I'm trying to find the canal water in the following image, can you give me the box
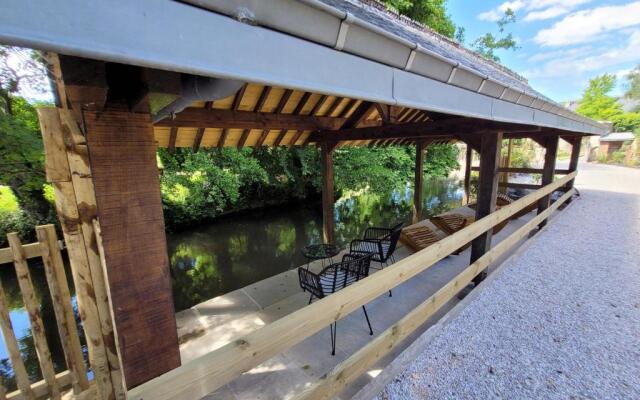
[0,176,464,391]
[167,176,465,311]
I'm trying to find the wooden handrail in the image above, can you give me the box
[294,188,575,399]
[0,242,42,264]
[471,166,570,174]
[128,172,577,400]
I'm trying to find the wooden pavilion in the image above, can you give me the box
[0,0,605,399]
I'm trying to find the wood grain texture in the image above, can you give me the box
[39,107,117,400]
[36,225,89,393]
[470,131,502,266]
[7,233,60,399]
[0,276,34,399]
[84,111,180,388]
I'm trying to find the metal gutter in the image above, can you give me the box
[0,0,605,134]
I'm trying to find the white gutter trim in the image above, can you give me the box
[404,49,417,70]
[334,13,353,50]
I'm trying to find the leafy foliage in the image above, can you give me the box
[576,74,640,132]
[0,46,49,115]
[624,64,640,107]
[472,9,519,62]
[381,0,460,39]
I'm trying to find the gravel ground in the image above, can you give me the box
[378,162,640,399]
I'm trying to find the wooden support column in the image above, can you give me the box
[470,131,503,283]
[537,135,559,228]
[321,141,337,243]
[463,144,472,204]
[38,108,125,399]
[565,138,581,203]
[83,110,181,388]
[412,141,428,223]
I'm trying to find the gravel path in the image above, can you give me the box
[378,162,640,399]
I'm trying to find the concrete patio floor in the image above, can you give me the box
[172,201,547,400]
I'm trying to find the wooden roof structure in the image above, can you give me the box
[0,0,598,397]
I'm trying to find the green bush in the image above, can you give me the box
[610,150,626,164]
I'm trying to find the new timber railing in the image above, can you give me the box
[128,172,577,400]
[0,225,94,399]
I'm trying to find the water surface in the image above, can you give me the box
[167,176,464,311]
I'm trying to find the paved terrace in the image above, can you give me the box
[377,162,640,399]
[175,191,551,399]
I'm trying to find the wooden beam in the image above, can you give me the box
[321,142,336,243]
[537,135,559,228]
[258,89,293,147]
[310,119,539,143]
[84,110,180,388]
[412,141,428,223]
[168,127,177,153]
[565,138,582,202]
[286,92,313,147]
[238,86,271,148]
[192,101,213,152]
[218,84,246,148]
[155,108,345,134]
[499,182,542,190]
[375,103,390,124]
[464,145,472,204]
[470,131,503,284]
[471,166,570,174]
[341,101,374,129]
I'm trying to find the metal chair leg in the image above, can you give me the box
[362,306,373,335]
[308,294,314,304]
[329,321,337,356]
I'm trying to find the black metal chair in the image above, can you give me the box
[349,222,404,297]
[298,253,374,355]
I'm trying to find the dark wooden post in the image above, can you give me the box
[537,135,559,228]
[463,144,472,204]
[84,111,181,388]
[470,131,503,284]
[412,141,427,223]
[321,141,337,243]
[565,137,581,203]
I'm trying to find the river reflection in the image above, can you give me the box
[167,176,464,311]
[0,258,87,392]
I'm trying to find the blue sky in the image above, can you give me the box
[448,0,640,101]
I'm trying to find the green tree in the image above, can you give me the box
[576,74,624,121]
[577,74,640,133]
[381,0,460,39]
[624,65,640,108]
[472,9,519,62]
[0,46,48,115]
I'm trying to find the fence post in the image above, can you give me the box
[38,107,124,399]
[36,225,90,393]
[7,233,60,398]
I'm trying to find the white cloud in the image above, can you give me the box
[478,0,590,22]
[534,2,640,46]
[479,0,526,21]
[524,5,572,21]
[524,29,640,79]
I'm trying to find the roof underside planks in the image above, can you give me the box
[0,0,605,137]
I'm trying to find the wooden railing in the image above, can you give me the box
[128,172,577,400]
[0,225,94,399]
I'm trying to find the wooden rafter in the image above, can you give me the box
[255,89,293,148]
[309,95,329,116]
[288,92,314,147]
[324,97,344,117]
[238,86,271,148]
[192,101,212,152]
[341,101,374,129]
[168,127,178,153]
[218,84,247,148]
